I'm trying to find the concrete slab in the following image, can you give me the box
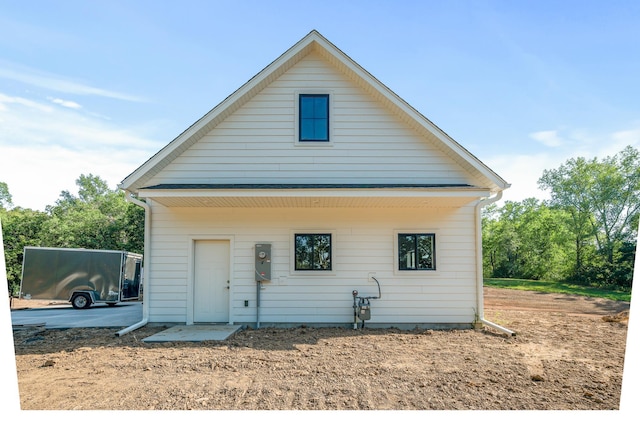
[142,324,243,343]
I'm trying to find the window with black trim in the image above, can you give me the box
[295,233,332,270]
[398,233,436,270]
[299,94,329,141]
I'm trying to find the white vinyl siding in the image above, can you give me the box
[145,202,478,326]
[144,52,471,188]
[138,49,488,327]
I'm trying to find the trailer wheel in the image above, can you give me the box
[71,293,91,309]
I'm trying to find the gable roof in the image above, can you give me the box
[120,30,510,194]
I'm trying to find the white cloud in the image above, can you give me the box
[610,128,640,154]
[1,144,154,210]
[529,130,566,148]
[486,152,554,203]
[0,62,146,102]
[490,125,640,204]
[48,97,82,109]
[0,93,53,113]
[0,92,162,210]
[0,94,159,149]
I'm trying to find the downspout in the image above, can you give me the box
[475,191,516,336]
[117,190,151,336]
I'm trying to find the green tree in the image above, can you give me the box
[0,182,13,210]
[482,199,572,281]
[518,201,573,280]
[588,146,640,265]
[118,202,145,253]
[1,208,50,295]
[538,157,595,279]
[43,174,143,252]
[538,146,639,287]
[483,201,523,278]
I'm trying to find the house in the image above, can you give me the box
[118,30,512,334]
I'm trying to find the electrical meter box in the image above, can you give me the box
[255,243,271,281]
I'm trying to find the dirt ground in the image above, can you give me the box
[10,288,631,410]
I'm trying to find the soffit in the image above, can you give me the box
[137,185,490,208]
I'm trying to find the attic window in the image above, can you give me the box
[299,94,329,141]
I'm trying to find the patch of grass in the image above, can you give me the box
[484,278,632,302]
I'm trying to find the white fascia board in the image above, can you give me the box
[137,187,491,200]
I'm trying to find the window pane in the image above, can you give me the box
[417,235,434,269]
[398,234,416,270]
[295,235,312,270]
[300,119,314,140]
[300,97,314,117]
[295,233,331,270]
[313,119,328,140]
[313,234,331,270]
[313,97,328,118]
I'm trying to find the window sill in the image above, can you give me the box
[295,141,334,147]
[394,269,441,277]
[290,270,336,277]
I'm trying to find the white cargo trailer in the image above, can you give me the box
[20,247,143,309]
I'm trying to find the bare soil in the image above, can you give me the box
[11,288,630,410]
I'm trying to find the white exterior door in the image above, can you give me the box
[194,240,230,323]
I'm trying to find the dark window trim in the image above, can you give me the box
[299,94,329,142]
[294,233,332,271]
[398,233,436,271]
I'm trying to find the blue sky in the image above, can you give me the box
[1,0,639,210]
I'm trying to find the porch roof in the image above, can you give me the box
[136,183,491,208]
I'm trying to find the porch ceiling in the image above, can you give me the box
[136,185,491,208]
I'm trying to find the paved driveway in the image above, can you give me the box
[11,302,143,329]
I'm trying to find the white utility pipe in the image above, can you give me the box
[475,191,516,336]
[117,191,151,336]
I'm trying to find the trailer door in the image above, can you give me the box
[121,254,142,300]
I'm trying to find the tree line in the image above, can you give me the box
[1,174,144,296]
[2,147,638,296]
[483,146,638,289]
